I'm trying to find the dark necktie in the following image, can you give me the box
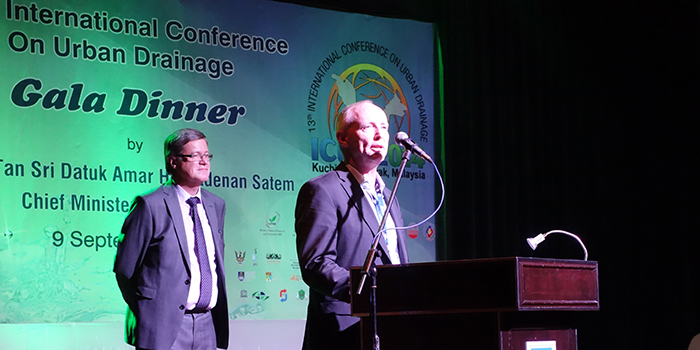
[186,196,212,311]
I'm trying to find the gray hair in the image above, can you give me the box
[164,128,207,174]
[336,100,384,160]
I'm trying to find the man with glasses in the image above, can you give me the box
[114,128,229,350]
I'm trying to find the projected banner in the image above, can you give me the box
[0,0,436,324]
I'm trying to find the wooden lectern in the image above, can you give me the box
[350,257,599,350]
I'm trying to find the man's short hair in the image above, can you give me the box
[164,128,207,174]
[335,100,380,135]
[336,100,385,160]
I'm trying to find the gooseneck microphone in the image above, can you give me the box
[394,131,433,163]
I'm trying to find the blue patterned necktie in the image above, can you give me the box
[372,182,391,247]
[372,182,402,264]
[186,196,212,311]
[372,181,387,220]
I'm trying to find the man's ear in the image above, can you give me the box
[168,156,177,171]
[336,130,347,148]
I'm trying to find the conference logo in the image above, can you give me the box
[325,64,410,136]
[407,224,419,239]
[266,252,282,263]
[424,224,435,241]
[252,291,269,301]
[280,289,288,302]
[305,43,431,178]
[265,211,280,228]
[235,250,246,265]
[260,212,284,236]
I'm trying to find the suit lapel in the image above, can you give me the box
[201,191,218,236]
[335,165,392,264]
[201,190,224,256]
[162,182,192,274]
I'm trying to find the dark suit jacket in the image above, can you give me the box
[114,181,229,350]
[295,163,409,349]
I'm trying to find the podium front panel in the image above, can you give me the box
[350,257,599,316]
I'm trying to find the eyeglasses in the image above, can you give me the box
[177,153,213,162]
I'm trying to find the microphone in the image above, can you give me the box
[395,132,433,163]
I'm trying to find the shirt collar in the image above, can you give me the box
[346,163,385,192]
[174,183,202,203]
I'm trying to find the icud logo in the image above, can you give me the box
[308,63,426,173]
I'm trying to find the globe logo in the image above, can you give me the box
[326,63,411,138]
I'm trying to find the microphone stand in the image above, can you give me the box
[356,148,412,350]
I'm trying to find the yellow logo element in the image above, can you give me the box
[326,63,410,138]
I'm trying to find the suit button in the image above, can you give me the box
[179,305,185,310]
[185,279,190,285]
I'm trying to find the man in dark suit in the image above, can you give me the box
[114,128,229,350]
[295,100,410,350]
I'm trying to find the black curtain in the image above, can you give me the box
[282,0,700,348]
[440,2,700,349]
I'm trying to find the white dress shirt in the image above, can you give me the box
[347,165,401,264]
[174,185,219,310]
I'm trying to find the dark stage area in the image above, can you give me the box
[282,1,699,348]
